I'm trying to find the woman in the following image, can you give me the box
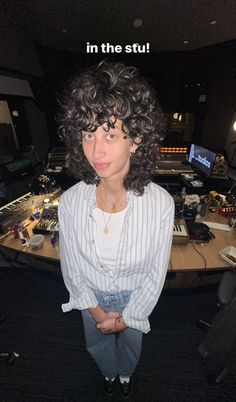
[58,61,174,398]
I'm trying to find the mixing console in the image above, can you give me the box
[33,205,59,234]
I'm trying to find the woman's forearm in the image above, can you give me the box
[88,305,108,323]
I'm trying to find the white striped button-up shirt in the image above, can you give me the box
[59,181,175,333]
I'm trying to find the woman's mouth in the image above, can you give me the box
[94,162,111,170]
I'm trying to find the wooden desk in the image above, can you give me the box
[1,212,235,272]
[170,214,236,271]
[0,218,59,262]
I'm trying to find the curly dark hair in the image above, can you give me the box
[57,60,164,195]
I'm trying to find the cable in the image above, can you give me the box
[188,241,217,286]
[190,241,207,269]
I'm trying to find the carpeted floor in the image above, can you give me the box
[0,265,236,402]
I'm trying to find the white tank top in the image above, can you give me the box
[93,207,127,270]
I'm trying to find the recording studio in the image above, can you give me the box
[1,84,236,274]
[1,115,236,285]
[0,2,236,400]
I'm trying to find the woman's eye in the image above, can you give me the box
[82,133,94,141]
[107,133,116,140]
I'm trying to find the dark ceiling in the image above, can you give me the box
[2,0,236,54]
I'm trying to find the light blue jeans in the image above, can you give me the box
[81,289,143,378]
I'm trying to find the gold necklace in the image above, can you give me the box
[101,208,113,235]
[97,188,126,234]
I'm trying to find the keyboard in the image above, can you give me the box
[173,221,189,244]
[154,162,194,175]
[0,193,34,233]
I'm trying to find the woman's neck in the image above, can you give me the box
[96,179,127,213]
[98,179,126,197]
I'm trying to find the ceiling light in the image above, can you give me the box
[133,19,142,28]
[210,20,217,25]
[233,121,236,131]
[183,40,189,44]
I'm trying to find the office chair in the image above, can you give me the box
[198,270,236,328]
[198,270,236,383]
[218,270,236,305]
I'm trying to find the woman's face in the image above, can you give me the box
[82,119,138,182]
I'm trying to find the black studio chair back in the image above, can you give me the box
[218,270,236,305]
[198,270,236,384]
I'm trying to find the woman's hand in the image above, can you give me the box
[96,317,117,334]
[96,315,127,334]
[88,305,108,323]
[106,311,121,319]
[88,306,127,333]
[88,306,120,323]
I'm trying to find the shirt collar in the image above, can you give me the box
[84,183,96,200]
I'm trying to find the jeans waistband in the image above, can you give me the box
[91,288,131,297]
[91,288,132,310]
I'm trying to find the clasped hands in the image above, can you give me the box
[96,311,127,335]
[89,306,127,335]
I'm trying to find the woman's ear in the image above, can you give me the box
[130,136,142,153]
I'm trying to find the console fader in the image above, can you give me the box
[33,204,59,234]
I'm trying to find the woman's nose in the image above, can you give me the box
[93,138,106,159]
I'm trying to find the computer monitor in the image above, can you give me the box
[188,144,216,178]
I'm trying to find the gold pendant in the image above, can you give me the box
[103,226,109,235]
[111,204,117,213]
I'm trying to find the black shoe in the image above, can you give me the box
[104,377,116,396]
[119,377,132,399]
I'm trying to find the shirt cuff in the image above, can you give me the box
[61,289,98,312]
[122,310,150,334]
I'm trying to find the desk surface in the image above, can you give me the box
[171,214,236,271]
[0,218,60,262]
[1,210,235,272]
